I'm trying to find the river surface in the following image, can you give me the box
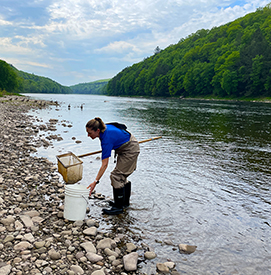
[24,94,271,275]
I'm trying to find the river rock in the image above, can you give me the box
[178,244,197,254]
[73,220,84,227]
[126,242,137,252]
[83,226,97,236]
[3,235,14,243]
[70,265,84,274]
[0,215,15,226]
[164,261,176,269]
[49,249,61,260]
[14,241,33,251]
[24,233,35,242]
[96,238,115,249]
[156,263,170,273]
[86,252,104,263]
[0,264,11,275]
[20,215,34,227]
[91,269,105,275]
[35,259,49,268]
[144,251,157,259]
[80,241,96,253]
[34,241,46,249]
[23,210,40,217]
[123,252,138,272]
[104,248,118,257]
[86,218,98,227]
[14,220,24,230]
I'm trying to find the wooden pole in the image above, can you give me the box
[77,136,162,158]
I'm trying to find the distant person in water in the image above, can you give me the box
[86,117,140,215]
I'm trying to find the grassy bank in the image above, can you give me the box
[0,89,21,97]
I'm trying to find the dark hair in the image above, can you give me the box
[86,117,106,133]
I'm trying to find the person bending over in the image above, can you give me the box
[86,117,140,215]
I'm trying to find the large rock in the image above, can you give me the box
[144,251,157,259]
[0,264,11,275]
[80,242,96,253]
[70,265,84,275]
[123,252,138,272]
[0,215,15,226]
[83,226,97,236]
[48,249,61,260]
[156,263,170,273]
[178,244,197,254]
[20,215,33,228]
[96,238,115,249]
[86,252,103,263]
[14,241,33,251]
[91,269,105,275]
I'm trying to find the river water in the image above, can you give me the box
[24,94,271,274]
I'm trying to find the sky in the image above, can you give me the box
[0,0,270,86]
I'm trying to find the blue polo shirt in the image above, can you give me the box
[99,124,130,159]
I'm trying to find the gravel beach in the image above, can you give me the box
[0,96,182,275]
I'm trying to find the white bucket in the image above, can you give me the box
[64,184,90,221]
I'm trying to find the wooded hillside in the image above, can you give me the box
[106,4,271,99]
[14,66,72,94]
[0,60,71,95]
[69,79,109,94]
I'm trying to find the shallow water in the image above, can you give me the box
[25,94,271,274]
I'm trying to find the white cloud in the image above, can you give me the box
[95,41,140,54]
[27,61,51,68]
[0,37,33,54]
[0,17,13,26]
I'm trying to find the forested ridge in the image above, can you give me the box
[0,61,71,95]
[0,60,107,95]
[15,68,72,94]
[69,79,109,94]
[106,4,271,99]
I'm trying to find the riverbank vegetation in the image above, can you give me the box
[106,4,271,99]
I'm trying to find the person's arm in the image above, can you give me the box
[87,157,109,195]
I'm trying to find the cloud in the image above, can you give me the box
[0,17,13,26]
[27,61,51,68]
[0,37,33,54]
[95,41,140,54]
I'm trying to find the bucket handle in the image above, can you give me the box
[82,195,90,208]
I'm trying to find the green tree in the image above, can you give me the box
[249,55,264,95]
[0,60,19,92]
[221,69,239,96]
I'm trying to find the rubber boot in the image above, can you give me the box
[124,181,131,207]
[108,181,131,208]
[102,187,125,215]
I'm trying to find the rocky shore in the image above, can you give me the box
[0,96,189,275]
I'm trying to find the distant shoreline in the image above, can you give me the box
[4,92,271,104]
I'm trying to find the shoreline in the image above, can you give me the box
[16,92,271,104]
[0,96,181,275]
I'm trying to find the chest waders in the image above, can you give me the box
[102,134,139,215]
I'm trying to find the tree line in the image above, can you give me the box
[106,4,271,99]
[0,60,108,96]
[69,79,109,94]
[0,61,71,95]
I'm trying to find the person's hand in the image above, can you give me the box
[87,181,96,196]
